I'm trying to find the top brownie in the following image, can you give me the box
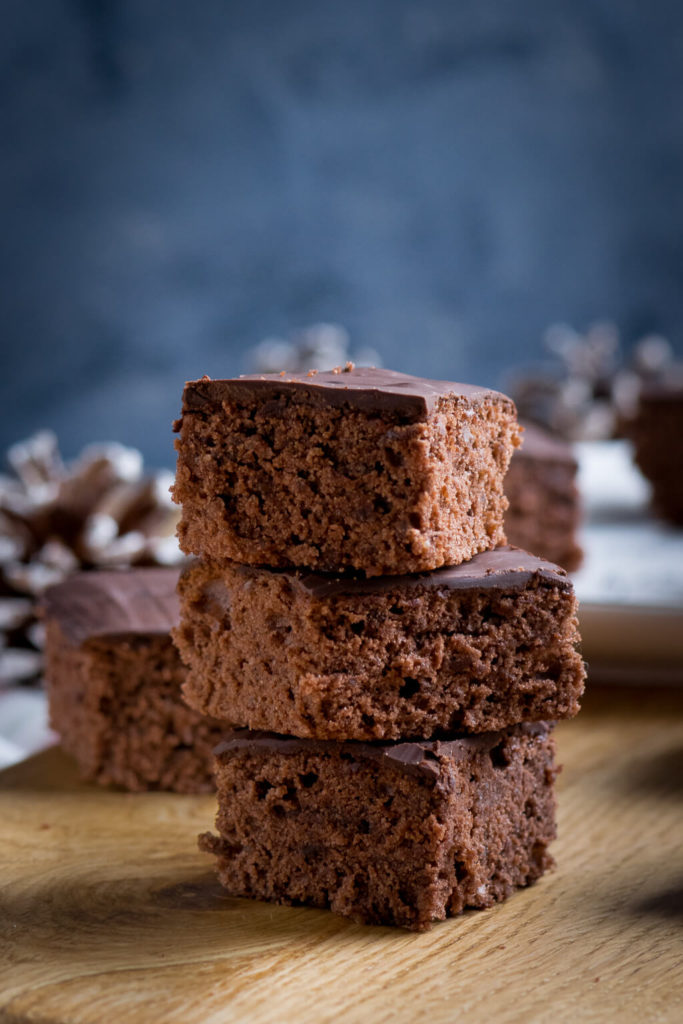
[173,365,521,575]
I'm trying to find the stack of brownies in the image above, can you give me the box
[172,365,585,931]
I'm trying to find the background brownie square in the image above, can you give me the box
[172,366,521,576]
[505,422,583,572]
[629,376,683,525]
[43,568,224,793]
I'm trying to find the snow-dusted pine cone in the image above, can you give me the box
[0,431,183,687]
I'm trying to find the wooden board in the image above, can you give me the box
[2,686,682,1024]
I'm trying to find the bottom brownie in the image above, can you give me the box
[201,722,557,930]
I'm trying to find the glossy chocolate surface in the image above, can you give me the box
[214,723,551,780]
[223,545,572,599]
[181,366,507,420]
[43,567,180,645]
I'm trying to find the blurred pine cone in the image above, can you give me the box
[509,322,678,441]
[0,431,183,687]
[246,322,382,375]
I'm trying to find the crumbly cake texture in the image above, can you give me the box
[176,547,584,740]
[504,422,583,572]
[200,722,557,931]
[43,569,223,793]
[630,379,683,525]
[172,366,522,576]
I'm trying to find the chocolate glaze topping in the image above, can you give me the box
[181,366,508,421]
[517,421,577,464]
[223,545,571,599]
[214,723,552,780]
[43,568,180,646]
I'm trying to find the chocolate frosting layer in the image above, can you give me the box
[516,421,577,464]
[181,366,509,420]
[640,370,683,400]
[222,545,571,599]
[214,723,552,780]
[43,568,180,645]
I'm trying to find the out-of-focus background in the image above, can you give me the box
[2,0,683,465]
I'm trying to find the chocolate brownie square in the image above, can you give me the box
[200,722,557,930]
[505,422,583,572]
[629,376,683,524]
[175,547,584,740]
[43,568,224,793]
[172,366,521,576]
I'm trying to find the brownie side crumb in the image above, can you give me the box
[200,724,557,930]
[176,559,584,740]
[173,386,520,575]
[45,621,223,793]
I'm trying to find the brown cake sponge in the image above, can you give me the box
[172,366,521,576]
[201,722,558,930]
[176,547,584,740]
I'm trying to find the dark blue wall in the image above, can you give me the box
[2,1,683,466]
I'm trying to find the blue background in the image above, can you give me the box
[2,1,682,467]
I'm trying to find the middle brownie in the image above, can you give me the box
[176,546,584,740]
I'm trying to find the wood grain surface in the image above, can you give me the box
[1,686,682,1024]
